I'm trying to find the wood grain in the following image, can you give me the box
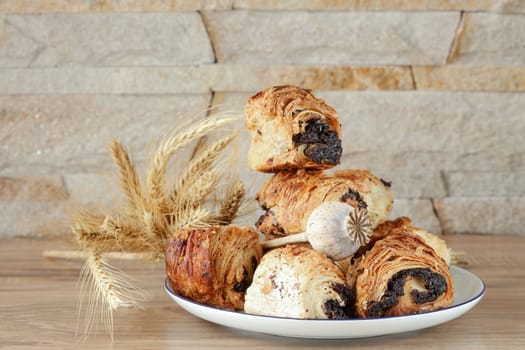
[1,235,524,349]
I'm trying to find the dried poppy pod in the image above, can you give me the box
[262,201,372,260]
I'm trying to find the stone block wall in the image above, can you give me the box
[0,1,523,237]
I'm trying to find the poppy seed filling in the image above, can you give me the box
[323,282,356,319]
[366,268,448,318]
[292,119,342,165]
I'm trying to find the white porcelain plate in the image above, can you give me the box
[164,266,485,339]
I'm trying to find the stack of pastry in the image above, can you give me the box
[243,85,453,319]
[165,85,454,319]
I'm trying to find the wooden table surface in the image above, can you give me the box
[1,235,524,349]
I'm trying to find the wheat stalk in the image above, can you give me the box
[69,114,245,343]
[213,179,245,225]
[71,212,116,251]
[190,134,209,159]
[44,250,149,260]
[99,215,154,252]
[77,249,145,343]
[109,139,145,218]
[146,117,237,213]
[140,208,170,255]
[109,139,171,254]
[72,211,152,253]
[171,206,211,233]
[172,133,237,203]
[179,169,219,210]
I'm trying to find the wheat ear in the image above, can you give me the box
[141,207,171,256]
[214,179,245,225]
[178,169,219,209]
[109,139,145,217]
[172,133,237,202]
[170,205,212,233]
[72,211,152,253]
[146,117,236,211]
[77,249,145,343]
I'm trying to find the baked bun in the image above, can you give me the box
[245,85,342,172]
[165,225,263,310]
[371,217,451,265]
[255,169,394,238]
[349,232,454,318]
[244,244,355,319]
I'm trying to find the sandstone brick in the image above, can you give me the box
[233,0,525,12]
[449,13,525,65]
[0,65,414,95]
[413,66,525,91]
[209,65,414,91]
[0,200,69,237]
[207,92,268,200]
[0,94,211,171]
[444,171,525,197]
[1,0,233,13]
[434,197,525,235]
[0,13,213,67]
[64,168,196,211]
[0,67,210,94]
[389,198,442,234]
[370,169,446,199]
[3,0,524,13]
[317,91,525,171]
[344,151,525,173]
[206,11,460,65]
[0,176,68,200]
[63,173,122,209]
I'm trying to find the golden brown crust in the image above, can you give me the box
[245,85,342,172]
[363,217,451,264]
[255,169,393,238]
[353,217,412,256]
[353,232,454,318]
[165,225,263,310]
[244,244,355,319]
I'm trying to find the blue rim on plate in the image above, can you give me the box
[164,265,485,338]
